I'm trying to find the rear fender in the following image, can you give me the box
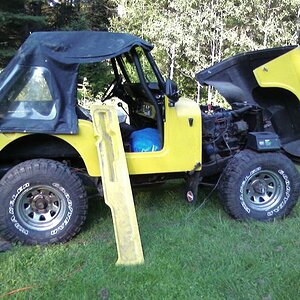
[0,120,100,176]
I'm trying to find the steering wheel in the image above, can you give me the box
[101,76,123,102]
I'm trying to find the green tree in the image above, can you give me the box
[85,0,115,30]
[42,0,115,31]
[42,0,82,29]
[110,0,300,101]
[0,0,46,67]
[0,0,116,67]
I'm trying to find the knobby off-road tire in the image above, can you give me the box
[0,159,88,245]
[218,150,300,221]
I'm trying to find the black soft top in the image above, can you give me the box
[9,31,153,65]
[0,31,153,134]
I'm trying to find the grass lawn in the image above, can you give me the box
[1,179,300,299]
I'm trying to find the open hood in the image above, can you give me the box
[196,46,296,106]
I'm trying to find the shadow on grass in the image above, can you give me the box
[80,188,110,234]
[79,178,225,252]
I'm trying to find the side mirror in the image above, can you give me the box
[165,79,179,106]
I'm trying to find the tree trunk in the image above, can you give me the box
[169,44,176,80]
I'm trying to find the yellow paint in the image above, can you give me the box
[0,120,100,176]
[56,120,100,175]
[126,97,202,174]
[0,97,202,176]
[254,46,300,100]
[92,105,144,265]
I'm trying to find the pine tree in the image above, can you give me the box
[0,0,46,67]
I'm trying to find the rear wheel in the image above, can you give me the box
[219,150,300,221]
[0,159,88,244]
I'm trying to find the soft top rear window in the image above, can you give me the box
[0,66,56,121]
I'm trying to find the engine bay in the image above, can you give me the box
[201,103,264,163]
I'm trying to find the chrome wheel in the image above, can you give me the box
[15,185,67,231]
[243,170,285,211]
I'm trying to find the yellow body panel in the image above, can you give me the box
[254,46,300,98]
[0,120,101,176]
[0,97,202,176]
[126,97,202,174]
[92,105,144,265]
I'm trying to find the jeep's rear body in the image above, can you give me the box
[0,32,202,178]
[0,100,201,177]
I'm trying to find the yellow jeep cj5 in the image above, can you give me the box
[0,32,299,264]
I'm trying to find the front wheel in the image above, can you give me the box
[219,150,300,221]
[0,159,88,244]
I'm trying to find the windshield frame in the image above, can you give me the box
[116,47,164,87]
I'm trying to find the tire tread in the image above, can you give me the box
[0,159,88,244]
[218,150,300,221]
